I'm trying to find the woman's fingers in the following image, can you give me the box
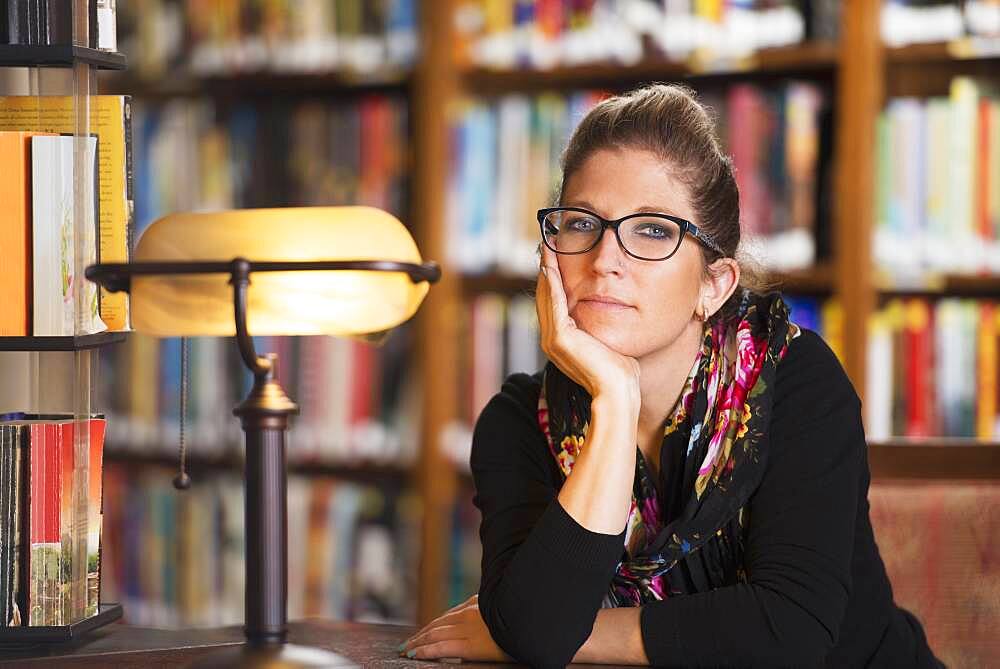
[406,638,467,661]
[400,595,479,651]
[540,243,570,326]
[403,622,463,651]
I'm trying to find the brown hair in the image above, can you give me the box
[558,83,774,324]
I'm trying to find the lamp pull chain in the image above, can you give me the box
[173,336,192,490]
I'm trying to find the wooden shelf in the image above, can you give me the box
[0,44,127,70]
[770,263,835,295]
[868,441,1000,480]
[0,332,126,351]
[100,69,411,98]
[886,40,1000,65]
[876,273,1000,298]
[461,41,839,93]
[104,449,413,485]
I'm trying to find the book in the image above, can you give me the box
[43,0,72,46]
[95,0,116,51]
[0,95,134,331]
[85,418,105,617]
[0,424,25,626]
[0,131,53,336]
[28,421,61,626]
[31,134,105,337]
[4,1,31,45]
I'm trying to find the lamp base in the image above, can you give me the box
[187,642,360,668]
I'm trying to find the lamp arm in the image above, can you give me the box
[230,258,272,379]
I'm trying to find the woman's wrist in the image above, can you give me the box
[591,393,640,433]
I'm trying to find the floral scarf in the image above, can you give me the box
[537,290,800,605]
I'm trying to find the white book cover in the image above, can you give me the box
[865,311,892,442]
[31,135,106,336]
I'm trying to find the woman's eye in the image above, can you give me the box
[635,224,669,238]
[566,216,598,232]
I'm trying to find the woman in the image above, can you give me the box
[400,84,939,667]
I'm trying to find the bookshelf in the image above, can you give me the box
[88,0,999,635]
[0,0,128,640]
[0,44,126,69]
[0,332,126,352]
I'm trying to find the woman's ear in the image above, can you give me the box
[701,257,740,320]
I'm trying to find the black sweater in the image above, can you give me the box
[471,330,941,668]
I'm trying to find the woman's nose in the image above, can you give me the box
[589,224,627,273]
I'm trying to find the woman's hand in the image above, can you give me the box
[398,594,513,663]
[537,243,641,406]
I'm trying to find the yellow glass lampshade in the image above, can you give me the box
[130,207,432,337]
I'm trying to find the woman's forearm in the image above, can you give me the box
[572,607,650,665]
[557,395,640,535]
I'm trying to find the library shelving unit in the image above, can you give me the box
[92,0,999,629]
[0,20,128,641]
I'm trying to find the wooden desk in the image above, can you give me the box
[0,620,470,668]
[0,619,642,668]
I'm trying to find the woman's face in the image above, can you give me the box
[556,147,707,359]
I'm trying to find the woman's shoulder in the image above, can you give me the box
[496,370,545,413]
[775,328,860,409]
[470,369,549,469]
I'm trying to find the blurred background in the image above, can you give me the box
[71,1,1000,666]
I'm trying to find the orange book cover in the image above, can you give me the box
[0,132,53,336]
[978,303,998,440]
[978,99,993,245]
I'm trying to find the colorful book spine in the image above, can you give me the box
[866,298,1000,441]
[875,79,1000,278]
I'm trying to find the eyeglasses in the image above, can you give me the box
[537,206,724,261]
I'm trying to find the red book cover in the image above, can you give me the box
[350,340,374,429]
[28,423,60,626]
[87,418,105,616]
[57,422,81,625]
[359,97,388,209]
[728,85,767,237]
[904,299,933,437]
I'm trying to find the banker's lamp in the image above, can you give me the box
[86,206,440,668]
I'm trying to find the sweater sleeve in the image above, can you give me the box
[471,373,626,669]
[639,330,865,667]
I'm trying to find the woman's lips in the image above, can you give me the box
[577,298,633,311]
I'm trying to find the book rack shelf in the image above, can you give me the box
[0,604,122,645]
[0,14,128,641]
[461,41,840,94]
[0,333,126,352]
[100,70,411,99]
[103,450,411,487]
[0,45,126,70]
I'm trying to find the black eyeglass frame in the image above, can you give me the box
[537,206,725,260]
